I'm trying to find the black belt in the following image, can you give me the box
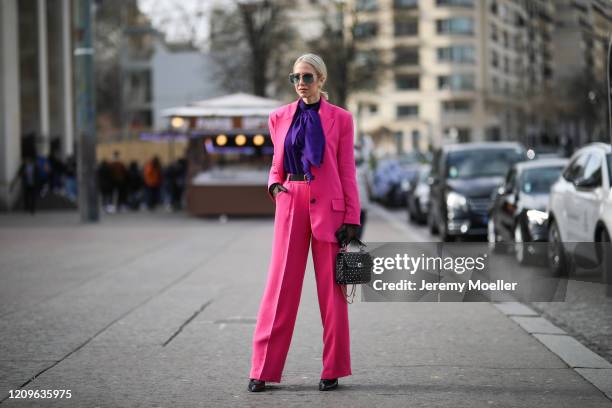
[287,173,308,181]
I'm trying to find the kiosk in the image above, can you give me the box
[162,93,284,216]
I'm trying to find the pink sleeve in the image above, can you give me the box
[267,113,284,202]
[336,112,361,225]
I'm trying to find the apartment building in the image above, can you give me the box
[554,0,612,81]
[345,0,609,153]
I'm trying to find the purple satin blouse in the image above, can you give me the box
[283,98,325,181]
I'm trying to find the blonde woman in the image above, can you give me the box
[248,53,361,392]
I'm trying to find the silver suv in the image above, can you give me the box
[547,143,612,276]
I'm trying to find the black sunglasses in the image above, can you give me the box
[289,72,316,85]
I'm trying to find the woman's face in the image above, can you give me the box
[292,61,324,100]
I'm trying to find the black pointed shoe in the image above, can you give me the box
[319,378,338,391]
[248,378,266,392]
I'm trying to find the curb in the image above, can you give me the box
[493,301,612,401]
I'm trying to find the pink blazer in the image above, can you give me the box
[266,96,361,243]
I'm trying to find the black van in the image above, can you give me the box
[427,142,526,241]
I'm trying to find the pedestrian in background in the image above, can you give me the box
[109,150,128,211]
[19,156,40,214]
[248,53,361,393]
[168,159,187,211]
[143,156,162,210]
[48,140,65,194]
[36,155,51,198]
[64,155,77,203]
[97,160,114,213]
[126,161,143,211]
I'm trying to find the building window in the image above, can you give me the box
[445,127,471,142]
[442,100,473,112]
[486,126,501,141]
[356,0,378,11]
[491,76,500,92]
[491,50,499,68]
[354,22,378,40]
[457,128,471,142]
[396,74,420,90]
[395,47,419,65]
[514,33,523,51]
[368,104,378,114]
[355,49,379,68]
[490,23,498,42]
[437,45,475,63]
[436,0,473,6]
[436,18,474,35]
[393,0,418,9]
[438,74,475,91]
[503,56,510,73]
[394,19,419,36]
[397,105,419,117]
[514,58,523,75]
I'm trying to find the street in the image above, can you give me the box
[1,208,611,407]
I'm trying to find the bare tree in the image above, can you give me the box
[94,0,125,130]
[209,0,297,97]
[307,3,386,108]
[556,72,608,145]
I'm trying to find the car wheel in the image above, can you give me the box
[547,219,567,277]
[514,223,530,265]
[407,201,415,222]
[488,218,503,253]
[428,206,439,235]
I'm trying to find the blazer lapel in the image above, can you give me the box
[274,99,299,172]
[317,96,336,141]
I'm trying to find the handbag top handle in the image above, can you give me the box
[339,238,367,253]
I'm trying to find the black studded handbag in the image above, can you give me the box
[335,238,373,303]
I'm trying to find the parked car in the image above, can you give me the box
[371,152,426,207]
[547,143,612,276]
[488,158,568,264]
[406,164,431,224]
[428,142,527,241]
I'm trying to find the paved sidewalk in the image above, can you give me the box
[0,210,610,407]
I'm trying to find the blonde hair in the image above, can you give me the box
[293,53,329,100]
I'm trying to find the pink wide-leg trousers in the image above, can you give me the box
[249,179,352,382]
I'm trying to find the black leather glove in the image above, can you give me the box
[335,223,360,247]
[269,183,288,198]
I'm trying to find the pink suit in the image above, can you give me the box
[249,96,361,382]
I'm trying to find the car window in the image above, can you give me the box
[562,153,589,182]
[520,166,564,194]
[446,148,525,179]
[582,153,602,180]
[582,153,602,185]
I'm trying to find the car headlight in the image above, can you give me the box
[526,209,548,226]
[446,191,468,212]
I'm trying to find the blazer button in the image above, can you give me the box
[310,198,316,204]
